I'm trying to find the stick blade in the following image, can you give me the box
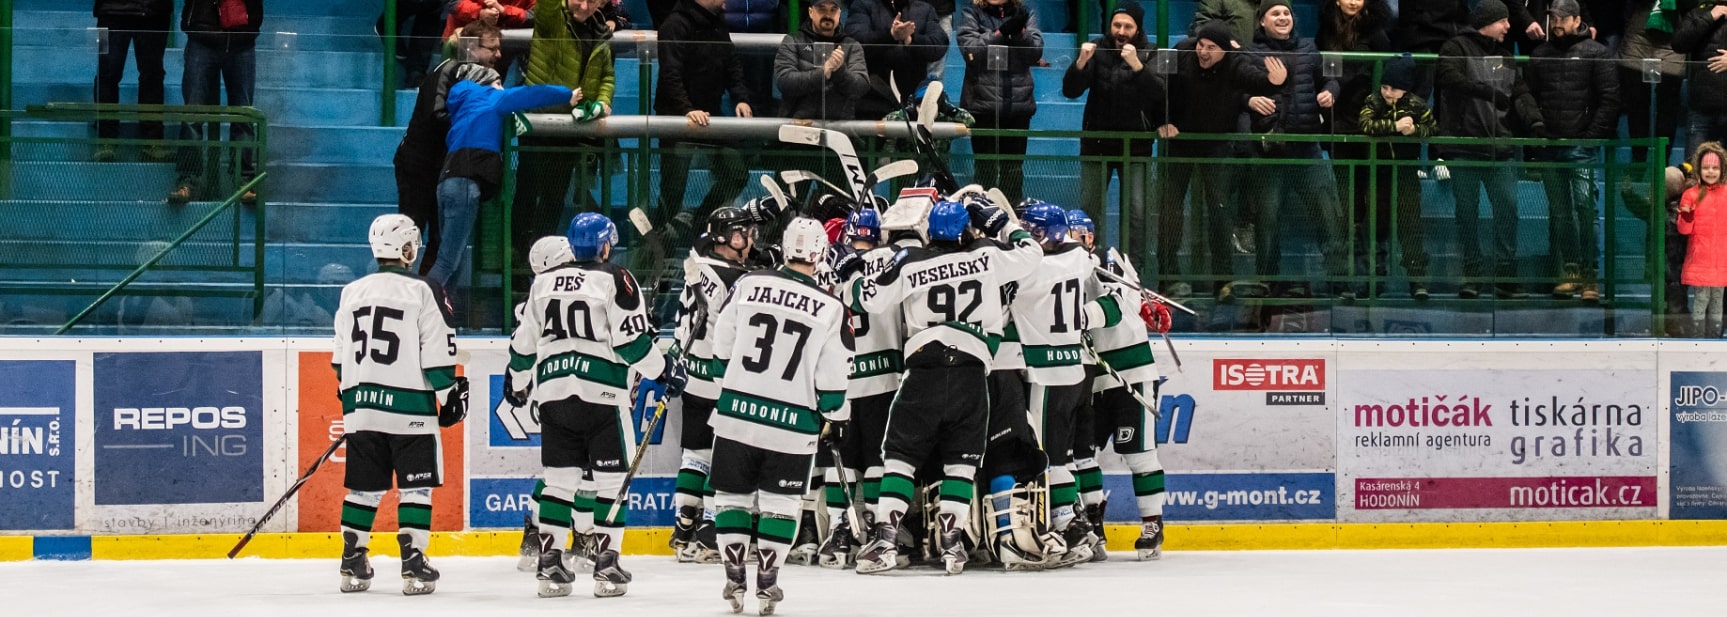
[627,207,653,235]
[918,81,942,129]
[778,124,823,146]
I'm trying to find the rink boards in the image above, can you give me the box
[5,337,1727,559]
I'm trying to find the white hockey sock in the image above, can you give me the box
[340,490,385,549]
[398,487,434,550]
[592,470,626,553]
[537,467,584,550]
[1123,450,1167,518]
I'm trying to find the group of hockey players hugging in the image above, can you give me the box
[330,181,1173,615]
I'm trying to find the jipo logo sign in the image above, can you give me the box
[0,361,76,531]
[95,352,264,505]
[488,374,542,448]
[1213,358,1326,406]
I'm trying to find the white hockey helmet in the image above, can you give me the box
[368,214,420,261]
[528,235,574,275]
[782,216,830,265]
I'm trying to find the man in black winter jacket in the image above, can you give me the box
[1673,1,1727,157]
[1063,0,1162,264]
[1153,22,1279,298]
[776,0,871,120]
[94,0,174,162]
[655,0,755,245]
[1527,0,1618,300]
[1436,0,1546,299]
[1243,0,1347,300]
[844,0,949,120]
[170,0,265,205]
[394,24,503,276]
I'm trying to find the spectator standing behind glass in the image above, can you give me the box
[1062,1,1163,266]
[1678,142,1727,338]
[1241,0,1349,301]
[513,0,616,293]
[1154,23,1278,299]
[380,0,447,88]
[845,0,949,120]
[1390,0,1467,99]
[654,0,755,249]
[723,0,785,116]
[1316,0,1391,232]
[431,76,580,311]
[395,25,503,276]
[958,0,1042,204]
[1526,0,1618,302]
[169,0,263,206]
[776,0,870,120]
[1190,0,1259,44]
[1618,0,1687,166]
[1435,0,1545,300]
[1672,1,1727,157]
[93,0,174,163]
[1358,60,1435,300]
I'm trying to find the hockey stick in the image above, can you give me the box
[822,430,871,543]
[781,169,853,200]
[604,395,670,525]
[778,125,869,205]
[867,159,919,187]
[229,434,348,558]
[627,208,653,235]
[1082,335,1162,419]
[1093,266,1197,316]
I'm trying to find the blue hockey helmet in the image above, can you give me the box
[1066,209,1096,234]
[846,208,883,245]
[1021,202,1069,243]
[927,200,969,242]
[567,212,618,261]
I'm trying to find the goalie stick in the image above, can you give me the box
[779,124,869,205]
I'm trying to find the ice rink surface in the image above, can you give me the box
[5,547,1725,617]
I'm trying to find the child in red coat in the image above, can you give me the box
[1678,141,1727,338]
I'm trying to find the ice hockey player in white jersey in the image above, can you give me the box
[848,197,1041,575]
[817,207,903,569]
[1068,209,1170,561]
[509,236,574,572]
[1007,202,1123,566]
[669,206,763,564]
[708,217,853,615]
[508,212,687,598]
[332,214,470,596]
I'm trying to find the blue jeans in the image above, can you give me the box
[1539,146,1599,277]
[177,39,257,183]
[1687,110,1727,161]
[1448,161,1519,284]
[95,14,171,140]
[428,177,481,296]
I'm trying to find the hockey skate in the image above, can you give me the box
[1135,516,1164,561]
[338,531,373,593]
[755,567,784,616]
[816,518,857,569]
[854,522,902,574]
[592,549,632,597]
[722,545,749,614]
[516,514,541,572]
[936,513,968,575]
[1085,503,1109,562]
[679,519,722,564]
[398,534,439,596]
[569,531,596,572]
[785,510,820,566]
[670,505,700,558]
[1050,518,1096,568]
[535,534,576,598]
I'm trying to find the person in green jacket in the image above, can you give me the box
[512,0,618,294]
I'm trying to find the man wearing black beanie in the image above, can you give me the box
[1063,0,1163,266]
[1435,0,1546,299]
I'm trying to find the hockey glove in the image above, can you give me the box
[438,376,470,428]
[829,247,867,281]
[1141,299,1173,334]
[999,11,1030,37]
[502,371,531,408]
[821,419,849,448]
[965,202,1010,237]
[658,354,689,398]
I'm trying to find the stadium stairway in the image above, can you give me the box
[0,0,1662,333]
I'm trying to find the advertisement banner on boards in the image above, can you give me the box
[295,352,466,532]
[469,476,678,529]
[1336,343,1658,521]
[93,352,264,506]
[1670,371,1727,519]
[0,361,76,530]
